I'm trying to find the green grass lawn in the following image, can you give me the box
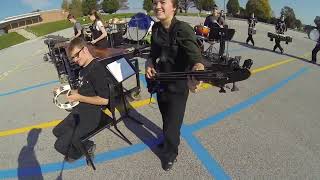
[25,13,137,37]
[25,20,72,37]
[0,32,28,50]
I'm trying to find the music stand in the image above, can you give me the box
[105,57,143,126]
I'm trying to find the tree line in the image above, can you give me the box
[61,0,128,17]
[61,0,304,30]
[143,0,303,30]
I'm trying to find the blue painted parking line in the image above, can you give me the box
[0,67,308,179]
[185,67,309,133]
[181,131,230,180]
[0,80,59,97]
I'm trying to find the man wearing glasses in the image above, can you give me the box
[52,37,113,164]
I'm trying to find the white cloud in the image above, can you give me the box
[21,0,51,10]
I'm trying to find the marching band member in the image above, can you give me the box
[204,5,226,56]
[311,19,320,64]
[67,14,84,40]
[146,0,205,171]
[273,15,287,54]
[89,10,110,48]
[53,38,112,163]
[246,13,257,46]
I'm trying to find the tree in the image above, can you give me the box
[102,0,120,14]
[295,19,302,30]
[179,0,194,13]
[227,0,240,16]
[281,6,297,29]
[69,0,83,17]
[260,0,272,19]
[194,0,215,12]
[246,0,271,21]
[143,0,153,13]
[61,0,69,11]
[82,0,97,15]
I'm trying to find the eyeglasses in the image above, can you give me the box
[71,47,84,60]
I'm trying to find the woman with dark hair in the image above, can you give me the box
[145,0,205,171]
[89,10,109,48]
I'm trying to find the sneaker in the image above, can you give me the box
[280,50,284,54]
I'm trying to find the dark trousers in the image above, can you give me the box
[273,39,283,52]
[219,39,226,56]
[312,43,320,63]
[53,107,100,159]
[246,34,254,46]
[157,90,189,161]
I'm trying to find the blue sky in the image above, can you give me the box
[0,0,318,25]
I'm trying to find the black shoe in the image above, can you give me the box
[280,50,284,54]
[311,61,316,64]
[162,158,177,171]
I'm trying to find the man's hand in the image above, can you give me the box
[67,90,81,102]
[145,60,157,79]
[91,39,97,44]
[188,63,205,93]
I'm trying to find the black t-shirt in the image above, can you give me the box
[77,59,111,108]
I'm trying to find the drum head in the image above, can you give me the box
[127,13,154,41]
[309,29,319,42]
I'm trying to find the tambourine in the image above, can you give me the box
[53,84,79,110]
[309,29,319,42]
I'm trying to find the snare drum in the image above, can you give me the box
[194,25,210,37]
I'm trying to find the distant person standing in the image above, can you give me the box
[246,13,258,46]
[89,10,109,48]
[273,15,287,54]
[311,17,320,64]
[67,14,84,40]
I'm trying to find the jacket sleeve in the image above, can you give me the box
[150,23,161,64]
[176,22,202,66]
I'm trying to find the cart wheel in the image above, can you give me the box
[130,91,141,101]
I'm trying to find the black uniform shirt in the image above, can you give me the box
[150,17,202,92]
[248,17,257,28]
[204,15,225,28]
[276,20,287,34]
[78,59,111,107]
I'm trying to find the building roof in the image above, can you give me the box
[0,12,41,28]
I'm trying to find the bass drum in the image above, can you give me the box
[194,25,210,37]
[309,28,319,42]
[126,13,154,42]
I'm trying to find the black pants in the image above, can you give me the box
[273,39,283,52]
[246,34,254,46]
[219,39,226,56]
[312,43,320,63]
[53,106,101,159]
[157,90,189,161]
